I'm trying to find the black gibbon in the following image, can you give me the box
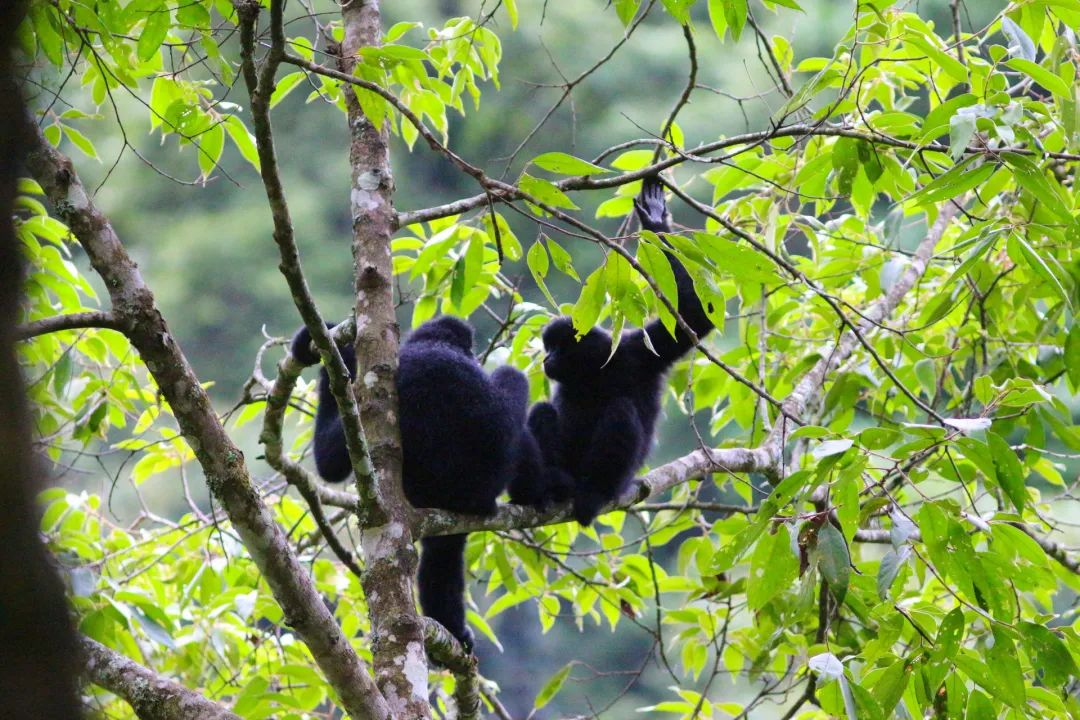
[528,176,716,526]
[291,316,566,650]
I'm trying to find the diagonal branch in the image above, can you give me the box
[764,201,964,459]
[25,127,391,720]
[664,180,946,424]
[258,348,363,577]
[81,636,241,720]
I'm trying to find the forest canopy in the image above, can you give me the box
[8,0,1080,718]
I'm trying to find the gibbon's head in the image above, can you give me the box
[408,315,475,355]
[541,317,611,384]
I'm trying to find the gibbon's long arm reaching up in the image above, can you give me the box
[290,316,565,650]
[529,176,716,525]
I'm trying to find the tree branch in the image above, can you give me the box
[258,349,363,577]
[422,619,480,720]
[418,445,775,536]
[26,126,391,720]
[233,0,381,522]
[16,310,122,340]
[81,636,241,720]
[396,123,1078,227]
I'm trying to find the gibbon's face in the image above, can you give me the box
[541,318,610,385]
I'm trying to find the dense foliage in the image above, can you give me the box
[14,0,1080,717]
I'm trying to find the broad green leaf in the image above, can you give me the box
[613,0,640,26]
[876,546,910,599]
[224,116,260,171]
[197,123,225,177]
[62,126,98,160]
[909,157,993,205]
[1018,622,1078,687]
[1005,58,1072,98]
[270,72,307,109]
[1007,233,1072,309]
[815,522,850,602]
[932,608,965,662]
[988,627,1027,707]
[518,174,579,211]
[530,152,609,176]
[534,663,572,709]
[137,6,170,62]
[747,525,798,610]
[987,431,1026,513]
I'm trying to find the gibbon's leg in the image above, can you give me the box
[572,397,645,526]
[417,534,474,651]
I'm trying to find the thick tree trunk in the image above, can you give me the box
[339,2,433,716]
[0,4,84,717]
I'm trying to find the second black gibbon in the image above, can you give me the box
[529,176,716,526]
[291,316,566,650]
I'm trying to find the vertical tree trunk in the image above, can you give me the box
[0,4,85,717]
[339,2,433,716]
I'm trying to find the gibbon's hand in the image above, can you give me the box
[633,175,672,233]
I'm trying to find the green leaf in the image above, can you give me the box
[948,112,976,160]
[197,123,225,177]
[1001,152,1074,223]
[137,6,171,62]
[724,0,748,40]
[747,525,798,610]
[546,238,579,280]
[933,608,965,662]
[527,240,549,279]
[62,125,98,160]
[707,0,728,39]
[1006,233,1072,309]
[503,0,518,29]
[987,431,1026,513]
[518,174,579,211]
[224,116,260,171]
[613,0,640,25]
[1019,622,1078,687]
[815,522,850,602]
[871,659,911,715]
[1005,58,1072,98]
[571,266,606,335]
[270,72,306,109]
[534,663,572,710]
[909,157,993,205]
[876,546,909,599]
[988,626,1027,707]
[53,351,73,396]
[530,152,610,176]
[1066,323,1080,389]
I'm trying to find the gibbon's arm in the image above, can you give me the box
[573,397,646,525]
[633,177,715,365]
[290,323,356,483]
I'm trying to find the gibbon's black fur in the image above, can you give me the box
[290,316,566,650]
[529,176,716,526]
